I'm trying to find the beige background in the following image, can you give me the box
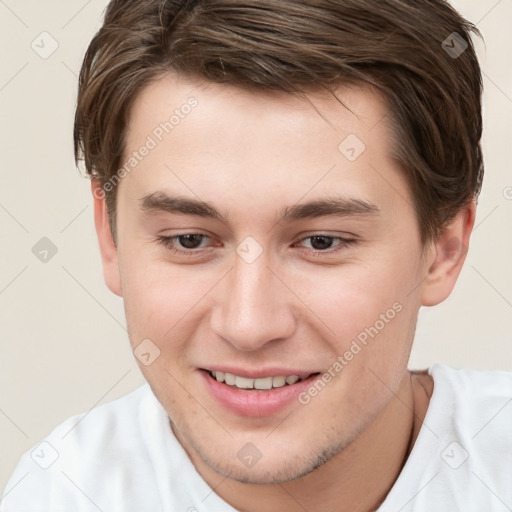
[1,0,511,494]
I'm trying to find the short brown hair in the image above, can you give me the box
[74,0,484,244]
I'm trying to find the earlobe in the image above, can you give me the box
[420,200,476,307]
[91,180,123,297]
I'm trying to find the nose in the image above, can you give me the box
[210,251,296,352]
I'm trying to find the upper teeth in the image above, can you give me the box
[211,371,301,390]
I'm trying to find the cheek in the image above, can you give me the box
[119,252,217,346]
[290,253,421,387]
[295,258,412,339]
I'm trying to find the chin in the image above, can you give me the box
[204,456,315,485]
[194,434,348,485]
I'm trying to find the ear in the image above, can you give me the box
[420,199,476,307]
[91,180,122,297]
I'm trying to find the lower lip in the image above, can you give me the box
[201,371,320,417]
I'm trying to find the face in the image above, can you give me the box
[106,74,433,483]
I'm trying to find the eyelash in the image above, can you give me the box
[155,233,358,257]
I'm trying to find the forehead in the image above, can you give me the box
[121,73,409,224]
[126,74,392,149]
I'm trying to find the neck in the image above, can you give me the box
[187,371,419,512]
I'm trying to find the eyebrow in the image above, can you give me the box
[140,191,380,223]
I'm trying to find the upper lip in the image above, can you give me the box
[202,367,319,379]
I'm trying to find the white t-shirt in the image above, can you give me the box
[1,363,511,512]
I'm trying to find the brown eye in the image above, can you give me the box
[156,233,212,256]
[295,234,358,256]
[176,234,207,249]
[308,235,336,250]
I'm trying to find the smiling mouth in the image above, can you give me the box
[207,370,319,390]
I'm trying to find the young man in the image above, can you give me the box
[2,0,511,511]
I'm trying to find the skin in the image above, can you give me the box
[93,73,475,512]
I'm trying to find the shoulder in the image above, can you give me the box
[1,384,161,512]
[427,364,512,484]
[426,363,512,432]
[48,382,155,454]
[380,364,512,510]
[428,363,512,404]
